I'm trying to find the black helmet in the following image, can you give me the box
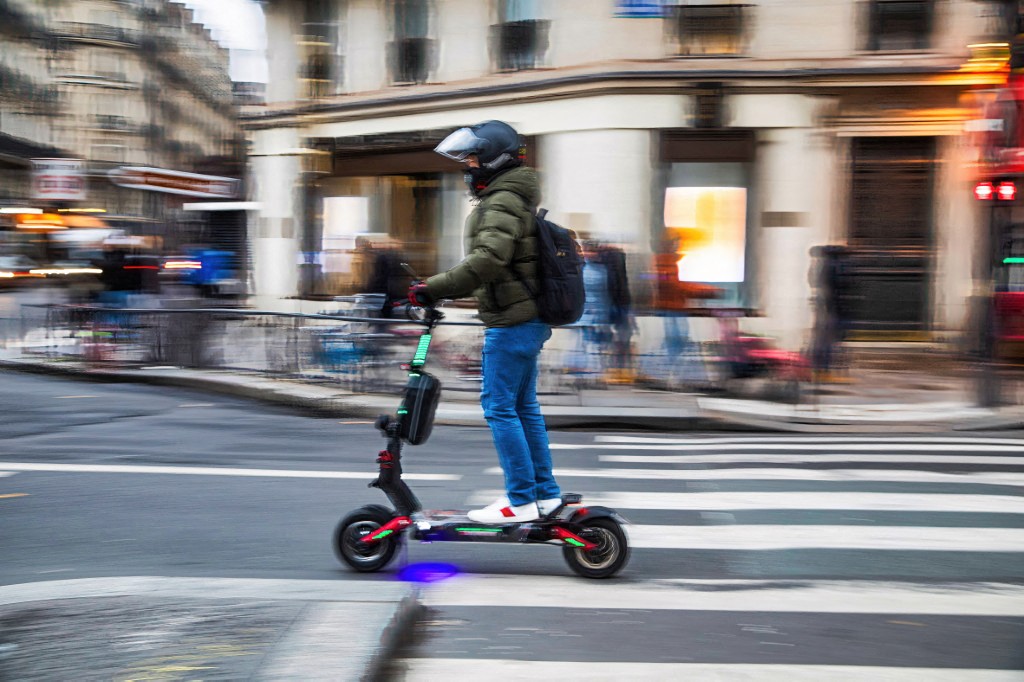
[434,120,523,170]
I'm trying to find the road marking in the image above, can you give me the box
[556,442,1024,452]
[0,576,411,607]
[0,493,27,500]
[487,467,1024,486]
[54,395,98,399]
[467,490,1024,513]
[0,462,459,481]
[403,660,1022,681]
[177,403,215,408]
[596,435,1024,446]
[423,575,1024,615]
[599,454,1024,466]
[624,524,1024,552]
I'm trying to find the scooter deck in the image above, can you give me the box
[414,518,554,544]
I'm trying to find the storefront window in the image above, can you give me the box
[317,174,445,296]
[663,161,752,308]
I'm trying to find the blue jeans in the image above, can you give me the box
[481,319,561,507]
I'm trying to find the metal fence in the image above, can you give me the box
[8,301,827,401]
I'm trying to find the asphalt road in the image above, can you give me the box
[1,370,1023,679]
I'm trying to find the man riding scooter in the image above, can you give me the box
[408,120,562,524]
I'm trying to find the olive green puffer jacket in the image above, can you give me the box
[425,166,541,327]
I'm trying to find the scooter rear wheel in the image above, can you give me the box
[562,517,629,579]
[334,505,400,572]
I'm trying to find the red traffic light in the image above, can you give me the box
[975,181,1018,200]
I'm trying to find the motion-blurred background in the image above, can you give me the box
[1,0,1022,403]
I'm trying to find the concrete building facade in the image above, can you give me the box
[0,0,241,254]
[247,0,1008,348]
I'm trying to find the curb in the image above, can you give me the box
[364,590,426,682]
[3,356,1022,432]
[0,577,421,682]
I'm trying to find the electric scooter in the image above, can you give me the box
[332,299,630,579]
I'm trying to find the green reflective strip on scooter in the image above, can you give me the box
[411,333,432,367]
[455,527,503,533]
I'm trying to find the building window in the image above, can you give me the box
[667,4,750,57]
[866,0,934,51]
[491,0,549,71]
[389,0,433,84]
[300,0,341,98]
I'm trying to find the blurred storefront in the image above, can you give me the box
[246,0,1007,346]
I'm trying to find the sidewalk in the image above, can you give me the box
[2,347,1022,432]
[0,577,421,681]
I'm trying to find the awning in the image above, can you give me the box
[9,213,109,230]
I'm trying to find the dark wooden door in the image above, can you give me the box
[847,137,936,332]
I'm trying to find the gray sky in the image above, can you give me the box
[181,0,268,82]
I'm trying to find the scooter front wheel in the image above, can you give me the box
[562,517,630,579]
[333,505,400,572]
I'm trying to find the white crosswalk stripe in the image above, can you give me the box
[404,660,1023,682]
[469,489,1024,513]
[488,466,1024,485]
[423,575,1024,615]
[432,434,1024,678]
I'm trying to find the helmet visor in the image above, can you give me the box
[434,127,486,161]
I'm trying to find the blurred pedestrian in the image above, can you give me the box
[410,119,561,524]
[570,239,613,379]
[809,244,854,382]
[362,236,410,318]
[649,238,719,388]
[97,247,131,307]
[596,242,634,382]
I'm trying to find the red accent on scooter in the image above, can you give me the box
[376,450,394,469]
[361,515,412,543]
[551,526,598,551]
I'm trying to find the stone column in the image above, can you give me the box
[248,128,305,308]
[752,125,833,350]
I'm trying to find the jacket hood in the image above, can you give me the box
[479,165,540,207]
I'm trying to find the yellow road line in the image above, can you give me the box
[0,493,28,500]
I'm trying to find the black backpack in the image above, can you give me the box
[523,208,585,326]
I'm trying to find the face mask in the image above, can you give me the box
[464,167,493,195]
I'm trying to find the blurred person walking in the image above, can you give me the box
[809,244,854,383]
[596,242,634,382]
[570,240,613,380]
[361,236,410,318]
[648,238,718,389]
[408,120,561,524]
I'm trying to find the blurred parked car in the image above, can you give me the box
[0,256,46,288]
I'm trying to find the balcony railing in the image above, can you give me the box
[94,114,136,133]
[491,19,549,71]
[56,21,138,46]
[667,4,751,57]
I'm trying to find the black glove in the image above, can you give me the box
[408,282,432,307]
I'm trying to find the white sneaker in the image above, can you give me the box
[537,498,563,515]
[467,497,539,524]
